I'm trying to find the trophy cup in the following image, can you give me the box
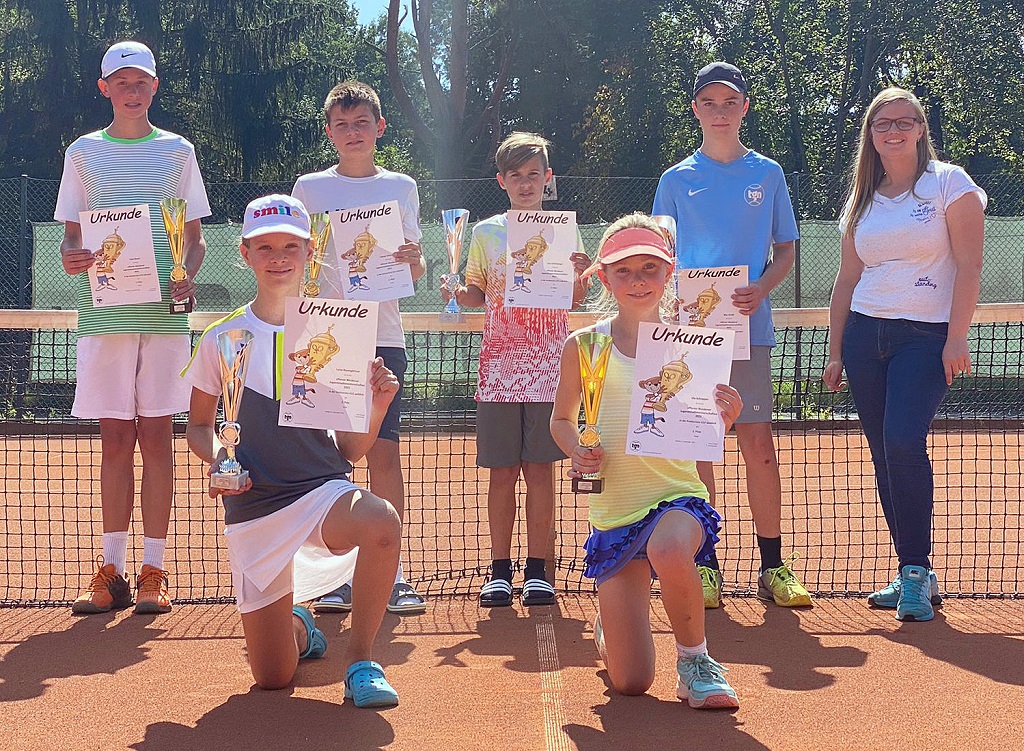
[159,197,191,314]
[572,331,614,494]
[211,329,254,491]
[440,208,470,322]
[652,215,679,323]
[304,212,332,297]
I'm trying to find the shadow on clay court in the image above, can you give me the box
[0,612,163,702]
[432,603,593,672]
[128,688,394,751]
[707,603,868,690]
[868,611,1024,686]
[563,682,771,751]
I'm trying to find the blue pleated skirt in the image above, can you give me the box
[583,496,721,587]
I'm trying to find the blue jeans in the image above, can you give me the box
[842,312,950,571]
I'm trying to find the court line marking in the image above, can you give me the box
[535,612,571,751]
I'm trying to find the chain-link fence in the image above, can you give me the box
[2,173,1022,312]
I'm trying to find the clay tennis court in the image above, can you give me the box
[2,306,1022,749]
[2,428,1022,751]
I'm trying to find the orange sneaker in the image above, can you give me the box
[71,556,132,614]
[135,564,172,614]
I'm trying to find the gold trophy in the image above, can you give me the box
[572,331,614,493]
[440,208,470,322]
[159,197,191,314]
[211,329,255,491]
[304,212,332,297]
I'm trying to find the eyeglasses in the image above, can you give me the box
[870,117,922,133]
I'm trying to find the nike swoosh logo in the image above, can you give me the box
[120,52,137,58]
[688,188,708,196]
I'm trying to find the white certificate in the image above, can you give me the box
[328,201,414,302]
[503,210,576,310]
[279,297,379,433]
[80,204,161,308]
[626,322,735,463]
[675,265,750,360]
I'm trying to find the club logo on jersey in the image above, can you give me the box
[911,202,936,223]
[744,184,765,206]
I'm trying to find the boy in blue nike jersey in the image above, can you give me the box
[653,62,810,609]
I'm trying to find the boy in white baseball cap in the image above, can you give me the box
[100,40,157,78]
[180,193,403,707]
[55,40,210,616]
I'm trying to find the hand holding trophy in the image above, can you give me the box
[440,208,469,322]
[159,197,191,314]
[572,331,613,493]
[304,212,332,298]
[211,329,254,491]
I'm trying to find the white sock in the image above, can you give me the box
[677,639,708,659]
[142,537,167,570]
[102,531,130,575]
[394,562,405,584]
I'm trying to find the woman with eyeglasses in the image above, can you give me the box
[823,87,986,622]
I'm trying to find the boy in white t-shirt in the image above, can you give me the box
[55,41,210,616]
[292,81,427,615]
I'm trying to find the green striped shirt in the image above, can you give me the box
[54,128,211,337]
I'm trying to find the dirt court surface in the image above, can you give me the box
[1,595,1022,751]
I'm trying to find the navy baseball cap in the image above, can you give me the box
[693,62,747,97]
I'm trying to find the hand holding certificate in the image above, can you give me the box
[504,210,577,310]
[80,204,161,308]
[279,297,379,432]
[675,265,751,360]
[328,201,413,302]
[626,322,735,462]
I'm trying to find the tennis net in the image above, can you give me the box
[1,306,1021,606]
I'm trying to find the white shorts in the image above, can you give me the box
[72,334,191,420]
[224,479,360,614]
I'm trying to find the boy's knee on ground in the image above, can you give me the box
[251,661,297,691]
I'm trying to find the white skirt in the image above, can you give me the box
[223,479,360,613]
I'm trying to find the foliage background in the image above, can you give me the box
[1,0,1022,182]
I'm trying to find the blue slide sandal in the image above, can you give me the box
[293,605,327,659]
[345,660,399,708]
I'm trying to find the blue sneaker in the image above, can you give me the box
[345,660,399,708]
[675,653,739,709]
[868,571,941,609]
[895,566,935,622]
[293,605,328,659]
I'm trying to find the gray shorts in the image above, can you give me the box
[475,402,566,468]
[730,346,773,424]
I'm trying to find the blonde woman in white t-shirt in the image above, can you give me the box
[823,87,986,622]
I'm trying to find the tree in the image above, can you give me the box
[384,0,518,179]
